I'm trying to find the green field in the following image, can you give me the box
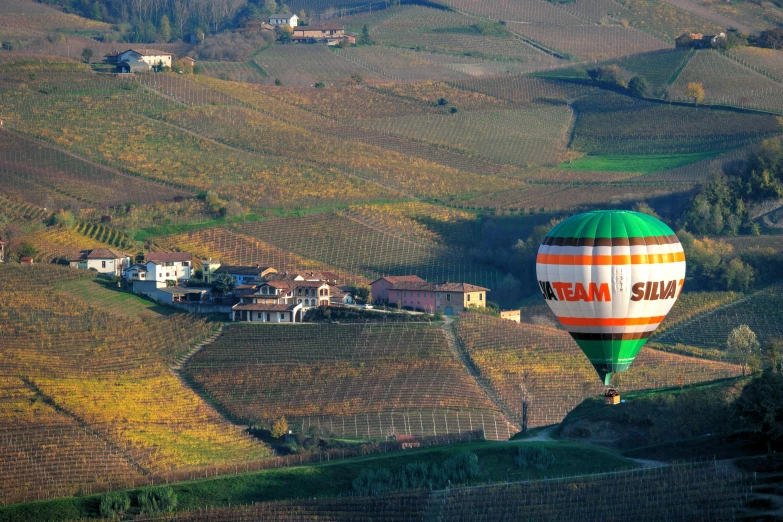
[559,150,728,173]
[0,440,636,522]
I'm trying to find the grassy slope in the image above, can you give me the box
[558,149,727,173]
[0,440,636,522]
[558,377,760,461]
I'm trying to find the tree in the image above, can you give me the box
[81,47,94,63]
[685,82,705,104]
[51,209,76,228]
[735,371,783,453]
[165,279,177,287]
[159,14,172,42]
[350,73,363,84]
[722,258,755,292]
[213,272,237,295]
[99,491,130,519]
[138,486,177,514]
[628,75,648,97]
[348,285,370,302]
[766,338,783,373]
[359,24,372,45]
[751,28,783,50]
[728,324,760,377]
[271,416,288,438]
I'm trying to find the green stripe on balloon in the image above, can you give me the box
[545,210,674,240]
[574,338,649,386]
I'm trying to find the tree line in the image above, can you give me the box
[37,0,293,43]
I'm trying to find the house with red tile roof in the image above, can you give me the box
[145,252,192,283]
[70,248,132,276]
[383,278,489,315]
[370,275,425,305]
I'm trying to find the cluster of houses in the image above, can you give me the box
[103,16,354,73]
[267,14,356,45]
[66,248,498,323]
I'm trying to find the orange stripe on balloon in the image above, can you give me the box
[536,252,684,265]
[556,316,666,327]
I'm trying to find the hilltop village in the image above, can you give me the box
[63,247,497,322]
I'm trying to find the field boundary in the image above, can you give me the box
[442,318,520,432]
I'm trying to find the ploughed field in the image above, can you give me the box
[182,323,516,440]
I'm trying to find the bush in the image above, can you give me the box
[516,445,555,470]
[99,491,130,519]
[442,451,480,483]
[352,467,393,496]
[137,486,177,514]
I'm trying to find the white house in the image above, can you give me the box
[70,248,132,276]
[122,264,148,281]
[269,14,298,28]
[116,48,172,69]
[145,252,192,283]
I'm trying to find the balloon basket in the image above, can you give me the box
[605,394,621,405]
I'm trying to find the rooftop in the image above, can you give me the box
[371,275,426,285]
[232,303,299,312]
[214,265,275,276]
[146,252,192,263]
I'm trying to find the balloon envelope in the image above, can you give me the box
[535,210,686,385]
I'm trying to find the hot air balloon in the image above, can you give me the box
[536,210,686,393]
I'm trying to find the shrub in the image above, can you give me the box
[99,491,130,519]
[442,451,480,483]
[352,467,393,496]
[137,486,177,514]
[271,416,288,438]
[516,445,555,470]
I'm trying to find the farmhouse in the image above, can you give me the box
[114,48,173,70]
[386,280,489,315]
[269,13,299,28]
[70,248,132,276]
[371,275,426,305]
[291,23,356,45]
[213,264,277,285]
[145,252,192,283]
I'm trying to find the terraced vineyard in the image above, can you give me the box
[669,50,783,114]
[0,265,270,504]
[571,91,781,155]
[655,284,783,349]
[236,213,504,289]
[356,105,574,168]
[456,314,741,427]
[254,45,384,87]
[162,227,364,285]
[183,323,515,440]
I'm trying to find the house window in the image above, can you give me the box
[267,313,271,321]
[479,294,483,301]
[166,272,170,277]
[467,294,471,302]
[281,313,286,320]
[258,312,262,319]
[101,261,106,268]
[182,261,189,267]
[447,294,451,302]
